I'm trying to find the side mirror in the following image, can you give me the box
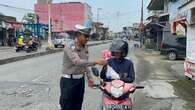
[91,67,99,77]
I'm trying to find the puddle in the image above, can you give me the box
[170,80,195,110]
[141,80,178,99]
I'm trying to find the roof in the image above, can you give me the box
[159,13,169,17]
[147,0,164,10]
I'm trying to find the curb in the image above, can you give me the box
[0,49,63,65]
[0,41,111,65]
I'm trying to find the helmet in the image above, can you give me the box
[19,35,24,39]
[19,32,23,36]
[109,39,129,57]
[75,24,91,37]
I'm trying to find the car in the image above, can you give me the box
[52,36,65,48]
[160,36,186,60]
[134,38,140,42]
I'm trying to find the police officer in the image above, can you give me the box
[60,24,106,110]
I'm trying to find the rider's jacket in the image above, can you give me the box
[18,37,24,45]
[100,58,135,83]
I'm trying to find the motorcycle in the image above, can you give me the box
[14,43,27,52]
[14,42,38,53]
[91,67,144,110]
[25,42,38,53]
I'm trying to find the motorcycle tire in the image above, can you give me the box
[26,48,31,53]
[16,49,20,52]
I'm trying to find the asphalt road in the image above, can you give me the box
[0,42,194,110]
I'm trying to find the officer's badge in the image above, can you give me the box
[70,45,75,50]
[66,39,75,50]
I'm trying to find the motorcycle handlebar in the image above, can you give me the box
[92,84,101,89]
[135,86,144,89]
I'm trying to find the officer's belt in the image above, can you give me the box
[62,74,84,79]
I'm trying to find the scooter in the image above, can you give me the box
[14,43,38,53]
[91,67,144,110]
[25,42,38,53]
[14,43,27,52]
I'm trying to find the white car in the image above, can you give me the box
[53,36,65,48]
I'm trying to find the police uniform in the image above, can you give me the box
[59,25,94,110]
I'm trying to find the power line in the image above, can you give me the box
[0,3,142,17]
[0,3,33,12]
[0,3,147,25]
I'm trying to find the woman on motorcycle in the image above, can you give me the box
[100,39,135,83]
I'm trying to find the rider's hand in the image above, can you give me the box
[88,79,94,88]
[94,59,107,65]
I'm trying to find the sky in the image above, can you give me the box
[0,0,150,32]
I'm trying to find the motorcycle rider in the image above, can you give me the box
[17,33,25,46]
[100,39,135,83]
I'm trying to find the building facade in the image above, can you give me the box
[146,0,187,49]
[0,14,23,46]
[34,2,93,33]
[179,0,195,80]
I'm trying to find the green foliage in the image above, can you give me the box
[22,13,35,23]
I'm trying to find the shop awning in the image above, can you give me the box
[146,15,158,21]
[11,23,23,29]
[145,22,165,29]
[159,13,169,17]
[172,18,187,33]
[5,20,23,29]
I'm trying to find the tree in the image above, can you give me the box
[22,13,36,23]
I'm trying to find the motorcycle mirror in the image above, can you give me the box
[91,67,99,77]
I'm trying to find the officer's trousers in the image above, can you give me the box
[59,77,85,110]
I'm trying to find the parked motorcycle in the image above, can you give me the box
[91,67,144,110]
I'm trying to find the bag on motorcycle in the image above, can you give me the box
[106,65,120,80]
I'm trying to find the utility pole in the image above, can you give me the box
[47,0,54,49]
[116,11,120,31]
[139,0,144,47]
[140,0,143,29]
[97,8,102,23]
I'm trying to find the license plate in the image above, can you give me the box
[107,104,131,110]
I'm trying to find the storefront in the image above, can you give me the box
[179,0,195,80]
[0,15,23,46]
[145,22,164,50]
[0,27,6,46]
[23,23,48,40]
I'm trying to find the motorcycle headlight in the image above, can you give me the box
[111,86,123,98]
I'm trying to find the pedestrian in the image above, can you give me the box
[59,24,106,110]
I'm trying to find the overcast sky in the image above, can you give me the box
[0,0,150,32]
